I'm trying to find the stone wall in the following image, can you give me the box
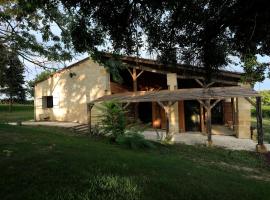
[166,73,179,134]
[34,59,110,124]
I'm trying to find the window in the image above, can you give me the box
[42,96,53,108]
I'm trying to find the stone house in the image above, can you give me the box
[34,54,257,139]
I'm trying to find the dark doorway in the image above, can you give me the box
[211,101,224,124]
[184,100,201,131]
[138,102,152,124]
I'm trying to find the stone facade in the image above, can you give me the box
[34,59,110,124]
[235,97,251,139]
[34,57,252,139]
[166,73,179,135]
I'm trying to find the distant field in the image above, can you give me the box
[0,104,34,123]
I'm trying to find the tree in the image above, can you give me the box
[0,49,25,111]
[0,0,72,69]
[2,0,270,84]
[241,54,267,87]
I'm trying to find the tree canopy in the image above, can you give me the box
[0,47,25,108]
[1,0,270,84]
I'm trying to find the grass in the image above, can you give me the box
[0,124,270,200]
[0,104,34,123]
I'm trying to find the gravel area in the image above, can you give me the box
[143,130,269,151]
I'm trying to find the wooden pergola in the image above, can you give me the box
[88,86,266,150]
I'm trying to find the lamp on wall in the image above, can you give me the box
[69,72,76,78]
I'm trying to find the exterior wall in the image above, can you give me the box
[234,84,251,139]
[167,73,179,134]
[235,97,251,138]
[34,59,110,124]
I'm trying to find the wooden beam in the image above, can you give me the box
[210,99,223,110]
[136,70,144,79]
[126,67,133,77]
[197,99,207,110]
[206,82,215,88]
[256,97,264,145]
[245,97,256,107]
[195,79,204,87]
[123,102,130,109]
[132,65,234,84]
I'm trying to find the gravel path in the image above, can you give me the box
[143,130,270,151]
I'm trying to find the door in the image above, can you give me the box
[184,100,201,131]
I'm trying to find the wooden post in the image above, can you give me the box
[231,98,235,131]
[256,97,264,145]
[157,101,170,139]
[200,104,205,132]
[88,103,94,134]
[165,108,170,136]
[205,99,212,145]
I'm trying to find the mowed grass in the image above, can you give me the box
[0,104,34,123]
[0,124,270,200]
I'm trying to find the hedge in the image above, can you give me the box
[251,105,270,118]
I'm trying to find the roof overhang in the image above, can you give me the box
[91,86,259,104]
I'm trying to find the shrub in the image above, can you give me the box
[251,105,270,118]
[98,101,126,140]
[116,126,155,149]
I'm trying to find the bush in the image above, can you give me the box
[251,105,270,118]
[98,101,126,140]
[116,126,155,149]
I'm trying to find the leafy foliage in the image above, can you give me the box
[98,101,126,140]
[0,46,26,106]
[251,105,270,118]
[116,126,155,149]
[241,55,267,87]
[260,90,270,106]
[2,0,270,83]
[0,0,73,68]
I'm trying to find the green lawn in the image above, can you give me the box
[0,104,34,123]
[0,124,270,200]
